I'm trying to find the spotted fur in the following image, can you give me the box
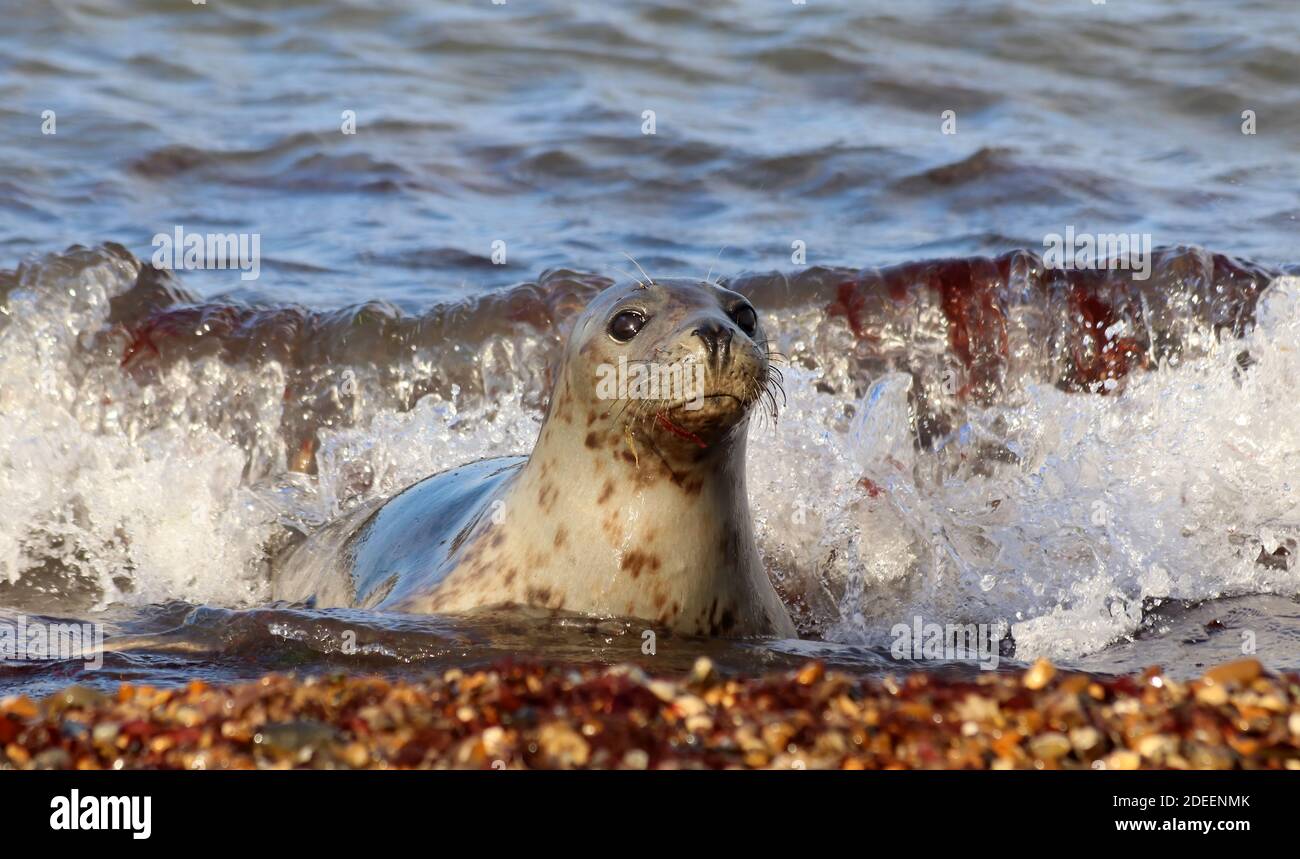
[272,278,795,638]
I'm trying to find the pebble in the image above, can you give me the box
[647,680,676,703]
[91,722,121,745]
[1135,734,1177,761]
[688,656,717,686]
[537,722,590,768]
[1029,732,1071,760]
[1023,658,1056,691]
[341,742,371,768]
[796,663,824,685]
[46,685,108,712]
[253,720,340,764]
[1194,682,1230,706]
[1203,658,1263,687]
[32,748,71,769]
[1103,750,1141,770]
[1068,726,1101,753]
[673,694,708,718]
[0,696,38,720]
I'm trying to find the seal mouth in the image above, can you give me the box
[657,392,752,418]
[655,375,781,420]
[610,362,784,448]
[643,391,758,446]
[669,393,743,409]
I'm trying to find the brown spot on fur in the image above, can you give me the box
[620,550,660,580]
[585,432,599,449]
[553,526,568,548]
[503,567,518,587]
[602,512,621,541]
[491,532,505,548]
[597,479,614,504]
[526,585,554,606]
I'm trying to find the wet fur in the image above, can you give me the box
[273,279,795,637]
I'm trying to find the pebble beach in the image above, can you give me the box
[2,657,1297,771]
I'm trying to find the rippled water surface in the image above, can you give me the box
[1,0,1299,695]
[5,0,1299,302]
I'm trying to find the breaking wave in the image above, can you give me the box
[0,243,1294,666]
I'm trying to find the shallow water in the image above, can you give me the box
[2,1,1299,695]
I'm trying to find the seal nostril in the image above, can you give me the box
[692,322,733,368]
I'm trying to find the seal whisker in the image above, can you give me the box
[703,245,728,286]
[754,339,789,365]
[621,252,654,288]
[613,397,639,425]
[612,265,648,288]
[766,373,787,408]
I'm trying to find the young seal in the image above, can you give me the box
[273,277,796,637]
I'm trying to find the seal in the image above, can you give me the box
[273,277,797,637]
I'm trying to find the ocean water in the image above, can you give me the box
[1,0,1299,695]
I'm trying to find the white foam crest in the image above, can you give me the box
[0,252,278,607]
[752,277,1300,661]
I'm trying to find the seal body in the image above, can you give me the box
[273,278,796,638]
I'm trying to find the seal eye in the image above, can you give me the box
[608,309,646,342]
[731,304,758,338]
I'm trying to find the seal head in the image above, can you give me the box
[568,276,777,461]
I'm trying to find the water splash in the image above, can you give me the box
[750,278,1300,660]
[0,247,277,609]
[0,245,1295,668]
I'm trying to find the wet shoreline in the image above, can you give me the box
[2,657,1296,770]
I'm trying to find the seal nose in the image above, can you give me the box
[692,321,733,369]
